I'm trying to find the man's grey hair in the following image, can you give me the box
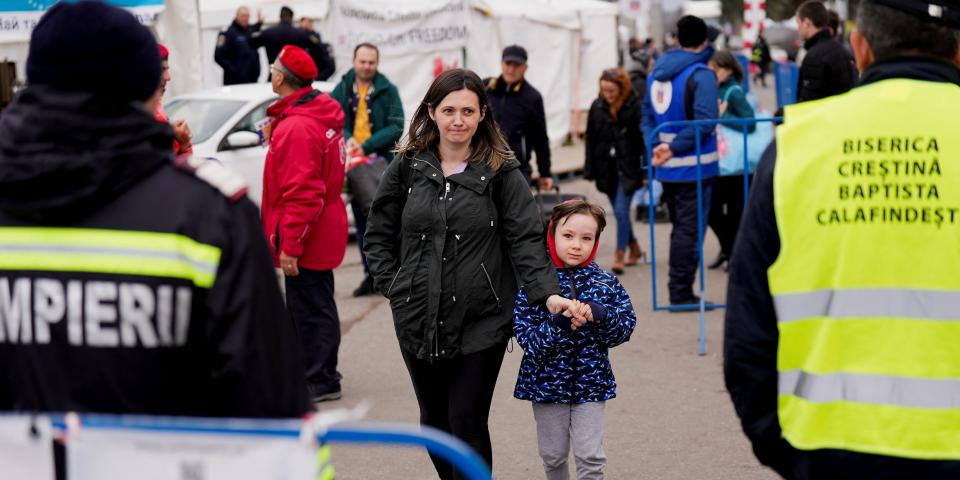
[857,2,960,62]
[275,62,308,89]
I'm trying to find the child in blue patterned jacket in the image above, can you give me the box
[513,199,637,480]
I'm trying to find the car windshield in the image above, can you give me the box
[164,99,246,144]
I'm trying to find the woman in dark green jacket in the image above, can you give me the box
[364,69,575,479]
[708,50,756,270]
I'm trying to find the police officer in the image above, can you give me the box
[214,6,264,85]
[299,16,335,81]
[250,6,333,82]
[725,1,960,478]
[0,1,310,418]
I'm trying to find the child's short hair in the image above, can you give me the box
[549,199,607,238]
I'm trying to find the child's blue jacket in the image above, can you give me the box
[513,262,636,404]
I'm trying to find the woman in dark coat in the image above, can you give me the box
[708,50,756,270]
[364,68,580,480]
[584,67,645,274]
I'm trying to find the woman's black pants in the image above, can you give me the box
[401,342,507,480]
[709,174,752,257]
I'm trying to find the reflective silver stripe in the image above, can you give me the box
[0,244,218,276]
[780,370,960,409]
[663,151,719,168]
[774,289,960,323]
[659,132,677,143]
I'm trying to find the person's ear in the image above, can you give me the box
[850,30,874,72]
[479,106,486,122]
[427,104,436,122]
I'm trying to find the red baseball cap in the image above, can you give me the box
[158,43,169,60]
[277,45,317,82]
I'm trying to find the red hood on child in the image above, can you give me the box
[546,219,601,269]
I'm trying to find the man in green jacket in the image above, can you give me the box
[330,43,404,297]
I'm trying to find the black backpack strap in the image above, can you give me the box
[292,89,322,108]
[398,154,413,212]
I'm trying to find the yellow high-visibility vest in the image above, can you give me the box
[317,444,335,480]
[770,77,960,460]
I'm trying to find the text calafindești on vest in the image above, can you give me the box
[817,136,957,227]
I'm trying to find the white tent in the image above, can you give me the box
[3,0,620,149]
[467,0,617,144]
[467,0,579,146]
[548,0,618,111]
[195,0,617,146]
[319,0,470,136]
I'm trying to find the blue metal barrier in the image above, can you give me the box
[646,117,781,355]
[49,414,492,480]
[774,62,800,109]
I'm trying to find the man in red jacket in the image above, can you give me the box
[261,45,348,402]
[153,44,192,155]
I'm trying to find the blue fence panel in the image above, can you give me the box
[646,117,781,355]
[774,62,800,109]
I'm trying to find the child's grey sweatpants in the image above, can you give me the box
[532,401,607,480]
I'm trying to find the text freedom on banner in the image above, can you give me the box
[329,0,469,57]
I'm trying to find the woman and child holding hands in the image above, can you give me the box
[365,68,637,480]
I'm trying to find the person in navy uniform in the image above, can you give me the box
[299,16,335,81]
[214,6,263,85]
[250,6,334,82]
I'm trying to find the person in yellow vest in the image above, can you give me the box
[724,1,960,478]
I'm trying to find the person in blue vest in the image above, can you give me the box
[641,15,719,308]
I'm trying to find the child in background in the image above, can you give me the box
[513,199,637,480]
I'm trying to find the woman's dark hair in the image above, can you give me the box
[549,199,607,239]
[396,68,513,171]
[711,50,744,83]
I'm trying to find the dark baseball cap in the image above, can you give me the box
[869,0,960,28]
[502,45,527,64]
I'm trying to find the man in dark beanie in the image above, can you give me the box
[641,14,719,309]
[0,1,310,420]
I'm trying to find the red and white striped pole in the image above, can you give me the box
[742,0,766,74]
